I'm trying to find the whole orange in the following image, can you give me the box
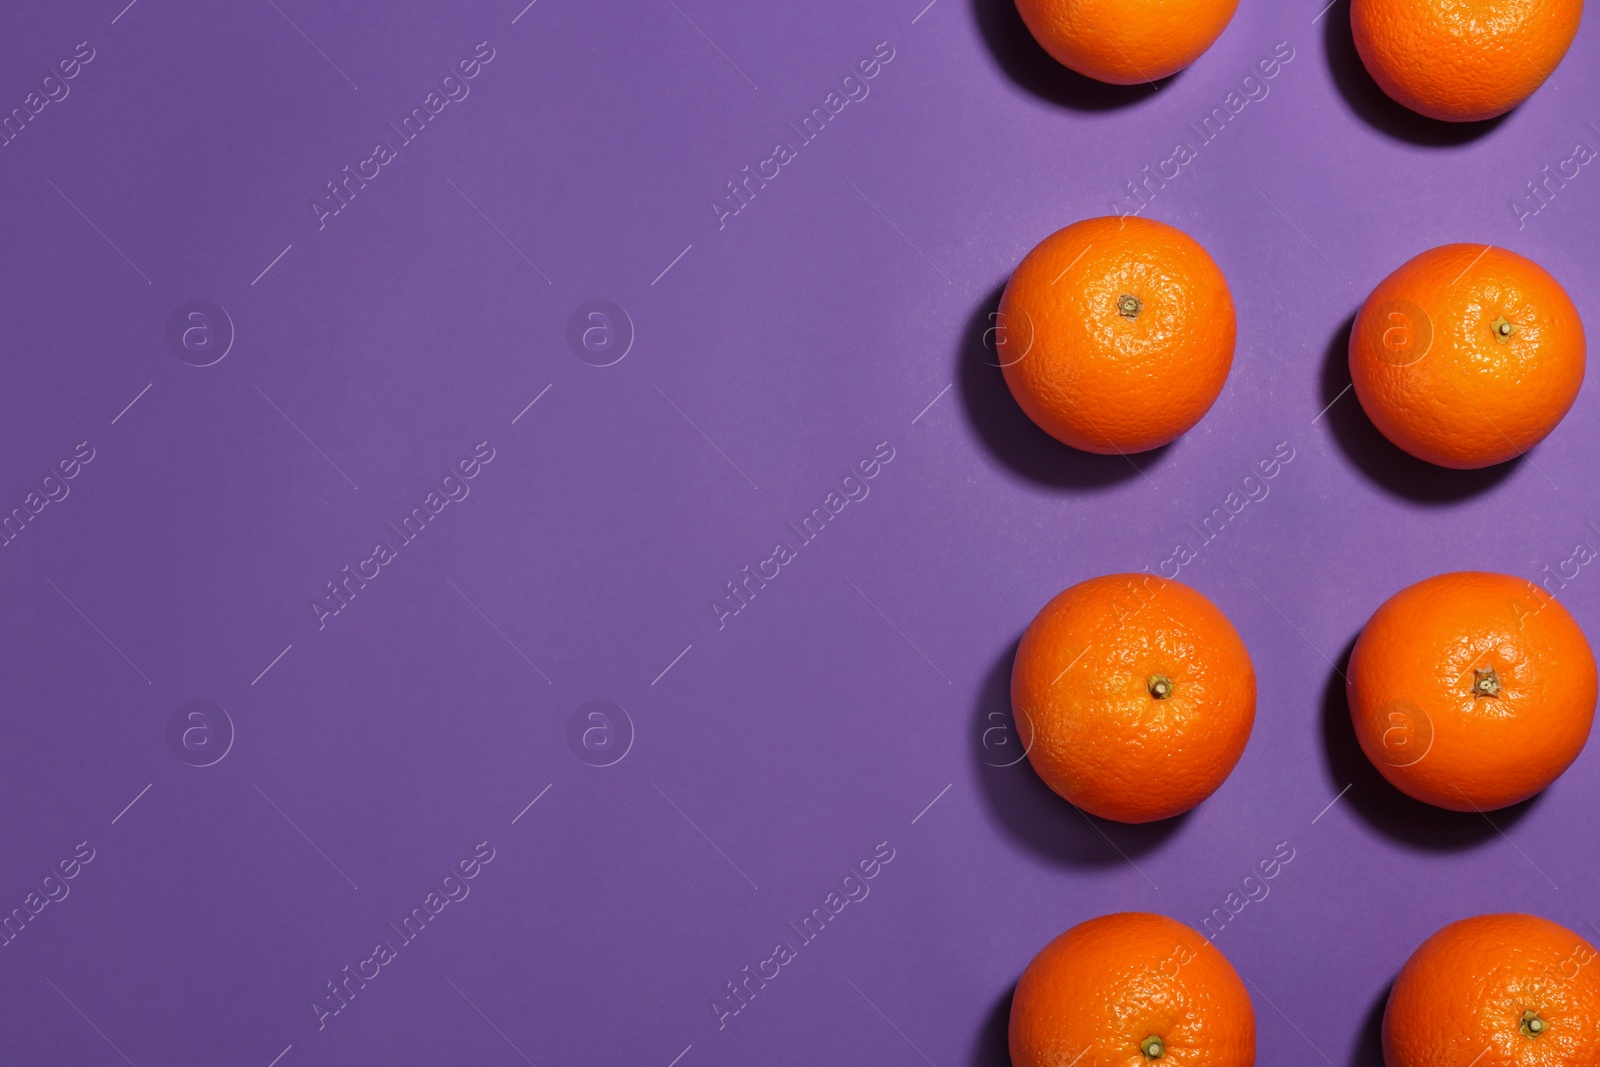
[1348,572,1597,812]
[1010,912,1255,1067]
[1385,913,1600,1067]
[1349,244,1585,469]
[998,217,1236,455]
[1014,0,1240,84]
[1012,573,1256,823]
[1351,0,1582,122]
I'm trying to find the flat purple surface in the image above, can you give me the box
[1,0,1598,1063]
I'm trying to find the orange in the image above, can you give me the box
[1014,0,1240,84]
[998,217,1236,455]
[1348,571,1597,812]
[1385,913,1600,1067]
[1012,573,1256,823]
[1349,244,1585,469]
[1010,912,1255,1067]
[1351,0,1582,122]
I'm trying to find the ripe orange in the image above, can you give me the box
[1385,913,1600,1067]
[1014,0,1240,84]
[1351,0,1582,122]
[1349,244,1585,469]
[1348,572,1597,812]
[998,217,1236,455]
[1010,912,1255,1067]
[1012,573,1256,823]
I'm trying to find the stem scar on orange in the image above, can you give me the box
[1011,573,1256,823]
[998,217,1237,456]
[1351,0,1583,122]
[1348,572,1597,812]
[1349,244,1585,469]
[1384,913,1600,1067]
[1014,0,1241,85]
[1010,913,1255,1067]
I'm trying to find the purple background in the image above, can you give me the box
[1,0,1597,1063]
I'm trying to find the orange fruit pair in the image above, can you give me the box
[1386,913,1600,1067]
[1013,0,1239,84]
[1348,571,1597,811]
[1011,913,1255,1067]
[998,217,1237,456]
[1350,244,1585,469]
[1352,0,1582,122]
[1012,573,1255,823]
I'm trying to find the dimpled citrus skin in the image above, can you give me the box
[1014,0,1240,84]
[1010,913,1255,1067]
[1351,0,1582,122]
[1012,574,1256,823]
[1385,914,1600,1067]
[1349,244,1585,469]
[1348,572,1597,812]
[998,217,1237,455]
